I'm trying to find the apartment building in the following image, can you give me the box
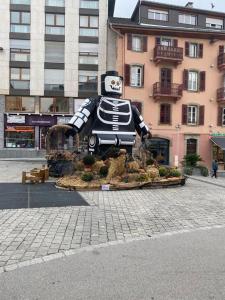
[0,0,115,157]
[109,1,225,168]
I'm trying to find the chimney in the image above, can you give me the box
[185,2,194,8]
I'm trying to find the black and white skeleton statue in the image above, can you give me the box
[65,71,151,155]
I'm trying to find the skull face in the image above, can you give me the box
[104,75,122,95]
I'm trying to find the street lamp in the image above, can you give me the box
[175,124,181,167]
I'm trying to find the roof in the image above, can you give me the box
[131,1,225,20]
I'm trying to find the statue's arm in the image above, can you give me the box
[131,105,151,140]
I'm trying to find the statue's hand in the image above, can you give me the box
[64,125,77,137]
[142,132,152,141]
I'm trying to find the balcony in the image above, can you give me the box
[153,45,183,65]
[153,83,183,101]
[218,53,225,71]
[217,87,225,103]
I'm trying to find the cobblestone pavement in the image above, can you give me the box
[1,178,225,272]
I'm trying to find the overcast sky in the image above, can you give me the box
[114,0,225,18]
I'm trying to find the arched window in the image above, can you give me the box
[186,138,197,155]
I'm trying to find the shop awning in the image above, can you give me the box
[211,137,225,150]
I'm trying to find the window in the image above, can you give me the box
[160,37,173,46]
[40,97,69,113]
[79,43,98,64]
[79,16,99,37]
[6,96,35,112]
[189,43,198,57]
[130,65,143,87]
[44,69,64,91]
[186,138,197,154]
[206,17,223,29]
[46,13,65,35]
[160,104,171,124]
[188,71,198,91]
[78,70,98,91]
[80,0,99,9]
[10,0,30,4]
[148,9,168,21]
[185,42,203,58]
[222,108,225,126]
[132,36,142,51]
[10,39,30,62]
[10,68,30,89]
[179,14,196,25]
[45,41,64,63]
[187,105,197,124]
[5,126,35,148]
[10,11,30,33]
[45,0,65,6]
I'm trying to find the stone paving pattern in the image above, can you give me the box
[1,178,225,269]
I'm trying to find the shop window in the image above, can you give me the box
[6,96,35,112]
[5,126,35,148]
[40,97,69,113]
[186,138,197,154]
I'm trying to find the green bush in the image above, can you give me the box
[183,154,202,167]
[183,167,193,175]
[146,158,154,166]
[169,169,181,177]
[136,173,149,182]
[82,155,95,166]
[159,166,169,177]
[198,165,209,177]
[99,165,108,177]
[81,172,94,182]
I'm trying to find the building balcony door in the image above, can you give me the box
[160,68,172,94]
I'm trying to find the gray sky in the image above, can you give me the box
[114,0,225,18]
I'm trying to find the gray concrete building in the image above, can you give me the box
[0,0,115,157]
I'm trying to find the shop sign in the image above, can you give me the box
[27,115,56,126]
[7,115,25,124]
[57,116,72,125]
[210,133,225,138]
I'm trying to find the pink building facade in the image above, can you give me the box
[109,1,225,169]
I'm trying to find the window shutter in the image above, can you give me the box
[217,107,223,126]
[185,42,189,56]
[219,45,224,55]
[142,65,145,87]
[124,64,130,86]
[199,71,206,91]
[199,105,205,125]
[198,44,203,58]
[142,36,148,52]
[182,104,187,125]
[183,69,188,90]
[173,39,178,47]
[127,34,132,50]
[155,37,161,45]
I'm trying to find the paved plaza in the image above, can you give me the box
[0,160,225,273]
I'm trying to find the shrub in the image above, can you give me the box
[183,167,193,175]
[82,155,95,166]
[159,166,168,177]
[198,165,209,177]
[146,158,154,166]
[99,165,109,177]
[169,169,181,177]
[183,154,202,167]
[81,172,94,182]
[136,173,149,182]
[105,146,120,159]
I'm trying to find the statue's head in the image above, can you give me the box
[101,71,123,97]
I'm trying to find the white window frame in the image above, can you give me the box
[130,65,143,88]
[206,17,223,29]
[188,71,198,91]
[187,105,198,125]
[132,36,142,52]
[160,37,173,46]
[189,43,198,58]
[178,14,196,25]
[148,9,168,21]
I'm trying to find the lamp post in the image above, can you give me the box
[175,124,181,167]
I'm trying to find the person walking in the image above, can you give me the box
[211,159,218,178]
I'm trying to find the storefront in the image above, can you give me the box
[210,134,225,170]
[146,138,170,165]
[4,114,72,150]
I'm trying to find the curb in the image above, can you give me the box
[188,176,225,189]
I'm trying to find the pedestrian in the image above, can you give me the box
[211,159,218,178]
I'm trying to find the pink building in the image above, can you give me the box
[109,1,225,169]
